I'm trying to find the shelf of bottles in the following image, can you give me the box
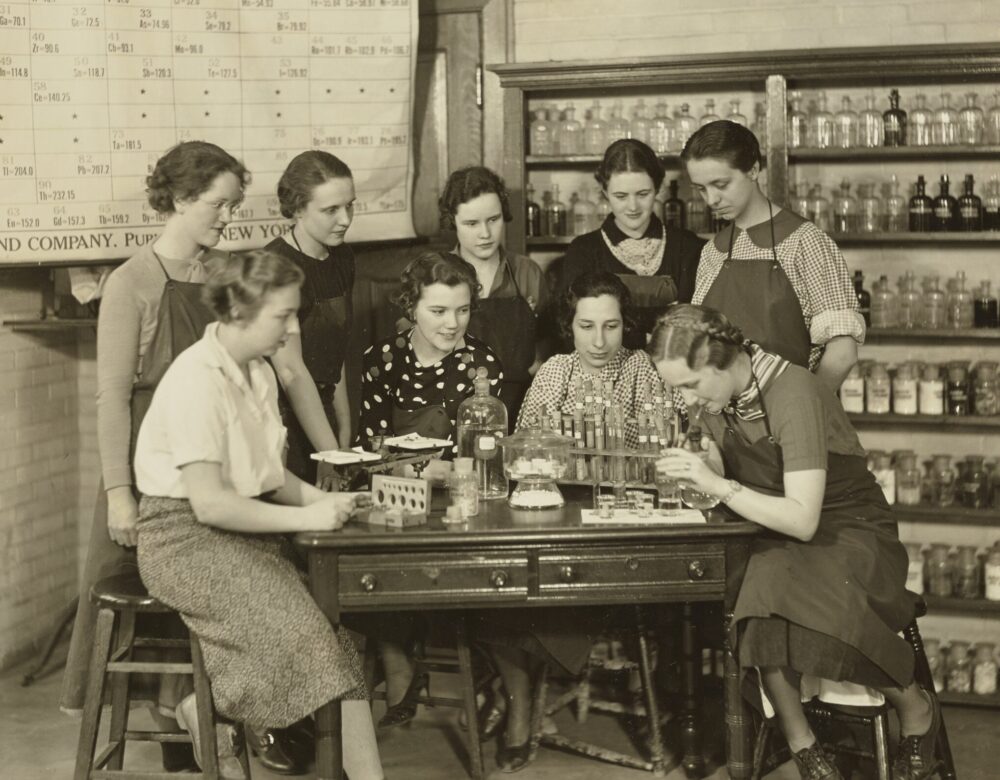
[789,145,1000,161]
[937,691,1000,709]
[866,328,1000,344]
[849,413,1000,430]
[2,318,97,332]
[924,596,1000,616]
[893,505,999,527]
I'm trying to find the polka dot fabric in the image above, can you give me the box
[359,331,503,456]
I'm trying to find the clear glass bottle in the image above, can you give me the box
[853,269,871,327]
[840,363,865,413]
[546,184,568,236]
[859,182,882,233]
[986,546,1000,600]
[699,97,720,127]
[892,363,919,414]
[583,100,610,156]
[925,638,946,692]
[947,641,972,693]
[529,106,556,156]
[948,272,974,329]
[974,361,1000,416]
[973,643,998,695]
[787,91,808,149]
[922,275,947,328]
[871,274,897,329]
[538,190,552,235]
[630,98,653,145]
[662,179,685,230]
[884,175,907,232]
[932,174,958,232]
[927,543,953,595]
[909,93,934,146]
[962,456,990,508]
[832,179,858,234]
[947,360,971,415]
[558,102,583,156]
[919,364,945,415]
[790,181,810,219]
[866,362,892,414]
[834,95,859,148]
[988,89,1000,145]
[932,92,959,146]
[808,185,832,232]
[726,98,748,127]
[608,99,630,143]
[686,193,708,234]
[955,544,982,595]
[897,271,921,329]
[975,280,1000,328]
[896,451,923,505]
[909,175,934,232]
[674,103,697,151]
[649,101,673,155]
[448,457,479,518]
[859,92,884,147]
[931,455,956,506]
[456,369,509,500]
[905,542,925,593]
[808,91,834,149]
[984,174,1000,231]
[958,174,984,231]
[752,101,768,149]
[525,183,541,237]
[571,186,597,236]
[883,88,907,146]
[958,92,985,145]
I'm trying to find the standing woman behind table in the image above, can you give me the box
[134,250,383,780]
[356,251,502,729]
[682,120,863,389]
[439,166,551,421]
[61,141,247,771]
[264,151,356,485]
[650,305,940,780]
[557,138,705,348]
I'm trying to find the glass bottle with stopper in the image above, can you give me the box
[456,366,508,500]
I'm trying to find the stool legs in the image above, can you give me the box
[680,603,705,778]
[74,607,116,780]
[905,620,956,780]
[635,607,668,777]
[872,710,891,780]
[455,617,484,780]
[106,609,137,771]
[190,634,221,779]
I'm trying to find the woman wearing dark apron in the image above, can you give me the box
[265,151,356,487]
[61,142,248,772]
[682,121,864,389]
[557,138,705,348]
[357,251,503,728]
[650,305,943,780]
[438,166,550,422]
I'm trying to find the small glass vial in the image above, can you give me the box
[883,88,907,146]
[973,361,999,417]
[921,275,947,329]
[975,281,999,328]
[583,100,610,156]
[558,102,584,156]
[925,638,946,692]
[931,454,956,506]
[954,544,982,598]
[918,364,945,415]
[630,99,653,145]
[892,363,918,415]
[897,272,921,329]
[885,175,907,233]
[871,275,898,329]
[840,363,865,413]
[985,545,1000,601]
[698,98,720,128]
[726,98,748,127]
[896,453,923,505]
[787,91,808,149]
[859,92,884,147]
[926,544,953,597]
[449,457,479,519]
[834,95,859,148]
[808,92,835,149]
[958,92,985,145]
[909,93,933,147]
[866,363,892,414]
[905,543,925,594]
[947,641,972,693]
[933,93,959,146]
[973,643,998,695]
[947,361,971,415]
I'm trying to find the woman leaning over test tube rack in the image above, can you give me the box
[649,304,941,780]
[264,150,357,487]
[355,250,503,731]
[61,141,248,772]
[133,250,383,780]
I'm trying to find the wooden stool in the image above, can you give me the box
[363,615,486,779]
[74,573,250,780]
[751,594,957,780]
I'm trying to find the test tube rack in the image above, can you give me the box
[358,474,429,528]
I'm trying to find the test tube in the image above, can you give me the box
[584,412,596,480]
[647,414,660,484]
[636,413,649,484]
[574,409,587,481]
[594,407,606,483]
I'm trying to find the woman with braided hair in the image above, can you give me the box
[648,304,942,780]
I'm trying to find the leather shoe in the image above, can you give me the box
[248,727,307,776]
[496,741,532,774]
[160,741,198,772]
[282,718,316,768]
[792,743,843,780]
[893,688,943,780]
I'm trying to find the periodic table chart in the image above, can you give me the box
[0,0,418,264]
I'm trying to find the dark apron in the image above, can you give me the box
[390,404,452,441]
[616,273,678,349]
[466,269,536,422]
[719,370,914,688]
[701,204,811,368]
[62,253,214,712]
[279,234,352,483]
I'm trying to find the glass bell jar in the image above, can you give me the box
[501,425,572,509]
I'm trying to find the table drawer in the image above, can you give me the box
[338,552,529,607]
[538,544,725,601]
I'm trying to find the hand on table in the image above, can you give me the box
[301,491,372,532]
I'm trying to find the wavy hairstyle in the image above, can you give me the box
[146,141,249,214]
[204,249,304,322]
[594,138,665,193]
[276,150,353,219]
[391,251,481,317]
[438,166,513,231]
[556,271,635,344]
[646,303,748,371]
[680,119,762,174]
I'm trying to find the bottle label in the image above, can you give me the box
[961,206,980,219]
[934,205,952,219]
[986,563,1000,601]
[910,204,931,214]
[840,379,865,413]
[918,381,944,414]
[476,435,496,451]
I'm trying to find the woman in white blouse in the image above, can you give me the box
[133,249,383,779]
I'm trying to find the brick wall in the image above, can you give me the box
[514,0,1000,62]
[0,273,98,670]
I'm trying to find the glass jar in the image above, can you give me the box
[787,91,808,149]
[832,180,858,234]
[500,424,571,509]
[931,454,956,507]
[456,369,509,500]
[985,545,1000,601]
[892,363,918,415]
[947,361,971,416]
[909,93,933,147]
[948,271,975,329]
[905,543,925,594]
[583,100,610,155]
[897,272,921,329]
[954,545,982,598]
[926,544,953,596]
[866,363,891,414]
[988,89,1000,146]
[529,106,556,156]
[871,275,897,329]
[449,457,479,518]
[859,92,884,147]
[649,101,673,155]
[958,92,985,145]
[808,185,832,232]
[872,451,895,505]
[884,174,908,232]
[607,100,630,143]
[834,95,859,148]
[947,641,972,693]
[932,92,959,146]
[840,364,865,413]
[925,638,945,692]
[973,361,999,416]
[918,364,945,415]
[858,182,882,233]
[808,91,834,148]
[973,643,998,695]
[921,275,947,329]
[673,103,697,150]
[962,456,989,509]
[558,102,584,156]
[629,99,653,145]
[726,98,748,127]
[698,98,720,128]
[896,452,923,506]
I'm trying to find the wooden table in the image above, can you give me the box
[297,498,758,780]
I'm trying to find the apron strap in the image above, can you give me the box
[151,250,172,281]
[725,200,779,268]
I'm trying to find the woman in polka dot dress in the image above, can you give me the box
[356,251,502,728]
[359,250,502,459]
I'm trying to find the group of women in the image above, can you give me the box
[59,120,941,780]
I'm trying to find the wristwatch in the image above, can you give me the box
[719,479,743,505]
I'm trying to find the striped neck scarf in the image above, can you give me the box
[724,344,789,421]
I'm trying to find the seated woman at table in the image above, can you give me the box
[357,250,503,728]
[134,249,383,779]
[649,304,939,780]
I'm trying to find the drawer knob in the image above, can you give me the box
[490,569,509,589]
[559,565,576,583]
[360,573,379,593]
[687,560,706,581]
[625,556,640,571]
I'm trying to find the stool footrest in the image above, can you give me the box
[540,733,654,771]
[106,661,193,674]
[92,771,204,780]
[132,637,190,650]
[123,729,191,743]
[94,741,122,770]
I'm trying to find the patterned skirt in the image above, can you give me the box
[136,496,366,729]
